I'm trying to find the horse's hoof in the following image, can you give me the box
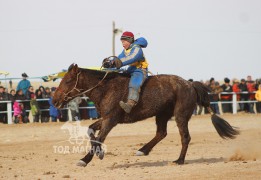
[172,159,184,165]
[136,151,145,156]
[76,160,87,167]
[97,150,104,160]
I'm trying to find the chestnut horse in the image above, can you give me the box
[53,64,239,167]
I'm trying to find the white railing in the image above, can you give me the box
[0,98,96,124]
[209,91,257,114]
[0,92,259,124]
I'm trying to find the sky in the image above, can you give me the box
[0,0,261,81]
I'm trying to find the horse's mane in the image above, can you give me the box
[79,68,131,79]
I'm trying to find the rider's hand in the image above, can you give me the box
[112,59,122,69]
[102,56,122,69]
[102,58,112,68]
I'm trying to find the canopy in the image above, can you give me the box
[0,71,9,76]
[42,71,67,82]
[41,67,104,82]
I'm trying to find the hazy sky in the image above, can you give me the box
[1,0,261,81]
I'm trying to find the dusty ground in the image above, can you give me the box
[0,114,261,180]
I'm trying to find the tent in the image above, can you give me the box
[0,71,10,88]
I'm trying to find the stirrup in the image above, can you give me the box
[119,101,133,113]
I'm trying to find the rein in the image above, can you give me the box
[62,70,109,102]
[58,63,157,102]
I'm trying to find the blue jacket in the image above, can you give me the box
[118,37,148,72]
[48,97,60,117]
[16,79,31,95]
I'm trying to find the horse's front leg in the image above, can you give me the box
[77,118,118,167]
[76,119,102,167]
[87,118,103,136]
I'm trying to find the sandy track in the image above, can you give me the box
[0,114,261,180]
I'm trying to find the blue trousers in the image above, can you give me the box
[128,69,147,102]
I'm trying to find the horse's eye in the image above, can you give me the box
[66,78,73,84]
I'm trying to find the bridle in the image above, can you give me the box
[57,70,109,102]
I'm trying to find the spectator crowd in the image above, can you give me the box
[0,73,99,124]
[0,73,261,124]
[191,75,261,115]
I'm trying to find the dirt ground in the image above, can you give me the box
[0,114,261,180]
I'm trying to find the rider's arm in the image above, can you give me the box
[118,46,144,66]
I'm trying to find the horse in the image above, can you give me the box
[52,64,239,167]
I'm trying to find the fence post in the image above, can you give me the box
[7,101,13,124]
[232,93,237,114]
[68,109,72,121]
[218,101,223,115]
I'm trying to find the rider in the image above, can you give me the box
[108,31,149,113]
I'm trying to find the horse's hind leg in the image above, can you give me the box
[174,116,191,165]
[136,111,171,156]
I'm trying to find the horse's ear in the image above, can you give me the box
[72,64,79,73]
[68,63,75,72]
[68,63,79,73]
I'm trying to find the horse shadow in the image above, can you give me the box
[112,157,225,169]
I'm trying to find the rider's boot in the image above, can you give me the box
[119,99,136,113]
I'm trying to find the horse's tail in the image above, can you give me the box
[192,81,240,139]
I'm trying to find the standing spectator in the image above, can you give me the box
[16,73,31,95]
[255,79,261,90]
[20,103,29,123]
[48,92,60,122]
[51,86,67,122]
[35,89,42,99]
[30,94,41,122]
[24,86,34,117]
[38,86,50,123]
[87,98,98,120]
[45,87,51,98]
[9,80,13,89]
[59,105,69,122]
[25,86,35,100]
[79,96,88,119]
[39,86,48,98]
[247,80,256,113]
[9,89,16,102]
[13,101,22,124]
[255,84,261,113]
[15,89,26,101]
[14,89,27,117]
[51,87,57,92]
[238,79,249,112]
[35,89,43,122]
[68,97,82,121]
[8,89,16,118]
[0,86,8,123]
[209,80,222,114]
[220,78,233,113]
[232,79,241,101]
[247,75,252,82]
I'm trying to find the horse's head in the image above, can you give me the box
[53,63,82,108]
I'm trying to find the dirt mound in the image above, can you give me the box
[229,144,261,162]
